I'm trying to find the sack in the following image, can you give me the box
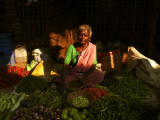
[97,49,122,71]
[142,88,160,107]
[126,46,160,88]
[135,59,160,88]
[31,60,59,77]
[125,46,157,71]
[14,45,27,63]
[126,46,147,71]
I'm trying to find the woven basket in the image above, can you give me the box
[97,49,122,71]
[66,90,94,108]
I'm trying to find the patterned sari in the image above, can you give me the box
[65,42,104,87]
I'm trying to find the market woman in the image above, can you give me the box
[61,24,104,88]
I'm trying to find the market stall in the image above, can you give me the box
[0,46,160,120]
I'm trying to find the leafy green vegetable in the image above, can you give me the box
[16,75,49,94]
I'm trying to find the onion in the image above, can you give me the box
[12,116,17,120]
[39,105,44,109]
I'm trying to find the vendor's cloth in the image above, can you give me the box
[31,60,60,77]
[64,42,104,87]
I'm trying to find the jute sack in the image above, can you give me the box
[31,60,59,77]
[14,45,27,63]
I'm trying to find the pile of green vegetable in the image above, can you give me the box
[108,68,152,100]
[1,67,160,120]
[87,68,160,120]
[72,96,89,108]
[0,92,26,120]
[89,94,160,120]
[41,87,65,109]
[61,107,94,120]
[0,92,26,112]
[16,75,49,94]
[24,87,66,109]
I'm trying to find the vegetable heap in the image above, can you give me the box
[0,92,26,120]
[40,87,65,109]
[16,75,49,94]
[12,105,62,120]
[89,94,160,120]
[0,92,26,112]
[0,66,29,89]
[83,87,109,101]
[24,87,65,109]
[87,68,160,120]
[108,68,152,100]
[61,107,94,120]
[1,66,160,120]
[72,96,89,108]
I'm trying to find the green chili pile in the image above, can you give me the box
[108,68,152,100]
[88,68,160,120]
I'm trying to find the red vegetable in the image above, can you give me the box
[83,87,109,101]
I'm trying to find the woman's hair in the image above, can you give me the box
[78,24,92,37]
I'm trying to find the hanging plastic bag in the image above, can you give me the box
[14,45,28,63]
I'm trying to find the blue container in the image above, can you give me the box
[0,33,15,66]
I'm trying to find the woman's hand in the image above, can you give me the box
[78,76,84,81]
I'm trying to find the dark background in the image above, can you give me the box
[0,0,160,63]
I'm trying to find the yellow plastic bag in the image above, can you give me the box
[31,60,59,77]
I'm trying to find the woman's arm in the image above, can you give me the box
[58,45,73,92]
[59,64,69,92]
[61,64,69,83]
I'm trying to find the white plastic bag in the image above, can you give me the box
[14,45,28,63]
[135,59,160,88]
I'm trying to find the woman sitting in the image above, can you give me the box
[61,24,104,88]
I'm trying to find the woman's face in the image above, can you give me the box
[78,29,91,45]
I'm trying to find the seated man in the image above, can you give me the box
[61,24,104,88]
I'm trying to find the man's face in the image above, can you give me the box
[78,29,91,45]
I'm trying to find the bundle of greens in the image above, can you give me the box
[16,75,49,94]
